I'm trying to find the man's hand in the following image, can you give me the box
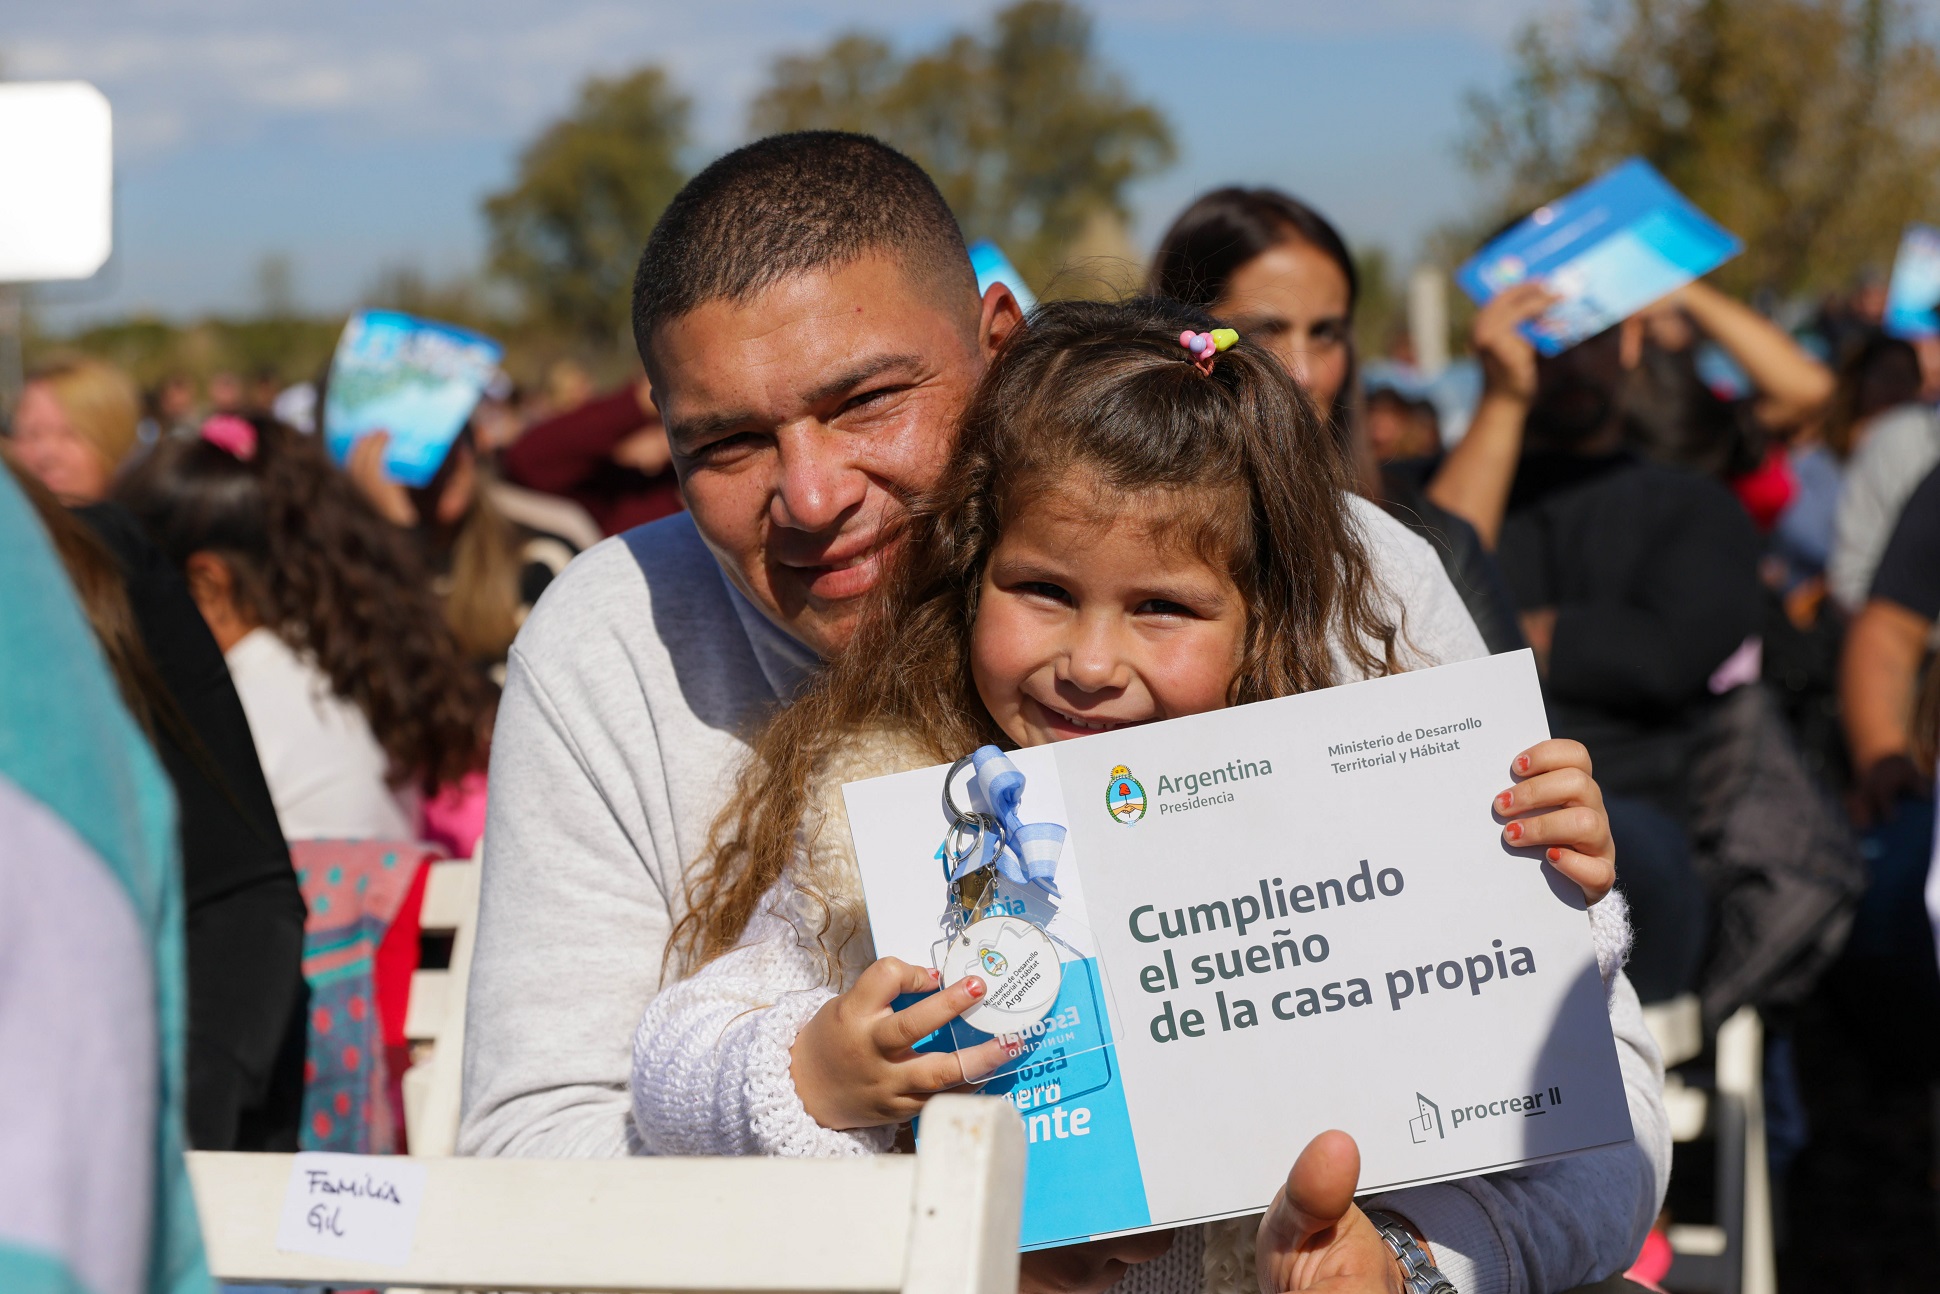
[789,958,1013,1130]
[1257,1131,1405,1294]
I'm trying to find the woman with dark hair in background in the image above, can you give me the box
[4,448,307,1153]
[1150,186,1525,654]
[118,417,494,849]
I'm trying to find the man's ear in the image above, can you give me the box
[977,283,1026,362]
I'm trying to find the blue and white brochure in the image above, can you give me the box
[1457,158,1742,355]
[844,651,1632,1249]
[968,240,1039,314]
[323,310,503,487]
[1884,225,1940,340]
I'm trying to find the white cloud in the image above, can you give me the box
[4,0,1556,164]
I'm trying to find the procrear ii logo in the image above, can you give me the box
[1408,1093,1443,1143]
[1106,765,1147,824]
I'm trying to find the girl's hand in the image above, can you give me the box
[1495,739,1615,904]
[790,957,1014,1131]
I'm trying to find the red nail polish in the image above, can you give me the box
[1517,755,1530,772]
[1547,847,1561,862]
[1496,792,1512,810]
[966,977,985,997]
[1506,822,1523,842]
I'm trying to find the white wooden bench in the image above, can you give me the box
[190,1093,1026,1294]
[1639,996,1774,1294]
[398,855,479,1156]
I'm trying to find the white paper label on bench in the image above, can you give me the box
[274,1152,428,1266]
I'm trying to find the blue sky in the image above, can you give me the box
[8,1,1552,326]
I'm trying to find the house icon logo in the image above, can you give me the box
[1408,1093,1443,1143]
[1106,766,1147,824]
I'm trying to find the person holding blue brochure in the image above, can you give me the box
[1423,260,1851,1007]
[464,133,1670,1294]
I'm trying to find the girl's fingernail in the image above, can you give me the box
[1505,821,1524,842]
[1517,755,1530,773]
[1547,847,1561,862]
[1496,791,1513,811]
[966,977,986,998]
[928,967,940,979]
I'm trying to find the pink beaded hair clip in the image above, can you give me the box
[200,415,258,462]
[1179,327,1239,375]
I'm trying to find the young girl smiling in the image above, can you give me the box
[631,298,1657,1293]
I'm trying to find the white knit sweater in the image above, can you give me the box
[630,735,1665,1294]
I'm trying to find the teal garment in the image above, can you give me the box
[0,1248,96,1294]
[0,470,210,1294]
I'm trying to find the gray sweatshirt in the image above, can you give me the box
[461,505,1670,1292]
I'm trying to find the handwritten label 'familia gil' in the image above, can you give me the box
[275,1152,428,1267]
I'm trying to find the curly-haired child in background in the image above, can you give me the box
[118,416,494,848]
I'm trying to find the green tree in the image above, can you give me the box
[1462,0,1940,298]
[1351,247,1404,360]
[484,68,690,352]
[751,1,1175,291]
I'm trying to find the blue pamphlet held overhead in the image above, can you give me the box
[1884,225,1940,340]
[1456,158,1742,355]
[323,310,503,488]
[969,240,1038,314]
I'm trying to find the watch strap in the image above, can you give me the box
[1362,1209,1458,1294]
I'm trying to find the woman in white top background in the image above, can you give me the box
[119,415,494,843]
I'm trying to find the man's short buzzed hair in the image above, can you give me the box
[631,131,979,361]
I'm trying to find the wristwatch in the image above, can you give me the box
[1362,1210,1458,1294]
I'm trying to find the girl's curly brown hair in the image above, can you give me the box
[118,418,492,791]
[670,296,1402,974]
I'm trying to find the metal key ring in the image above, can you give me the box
[941,755,1000,877]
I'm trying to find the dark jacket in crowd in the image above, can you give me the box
[499,386,684,537]
[1496,453,1764,823]
[1380,464,1524,656]
[1872,461,1940,620]
[79,503,309,1151]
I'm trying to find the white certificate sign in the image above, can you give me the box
[274,1152,428,1267]
[844,651,1632,1249]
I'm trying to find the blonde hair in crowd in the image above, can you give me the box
[30,356,143,470]
[443,466,524,664]
[669,297,1402,977]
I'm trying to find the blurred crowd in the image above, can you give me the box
[5,169,1940,1284]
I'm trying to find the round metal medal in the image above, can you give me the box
[942,914,1063,1034]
